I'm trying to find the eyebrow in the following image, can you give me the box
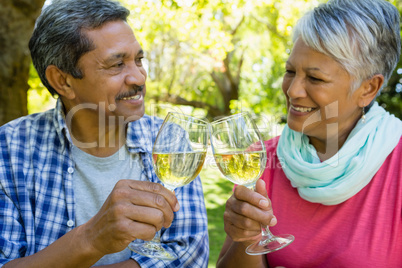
[306,67,330,76]
[104,49,144,65]
[306,67,321,71]
[286,61,329,75]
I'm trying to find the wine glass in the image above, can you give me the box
[210,112,294,255]
[129,112,209,260]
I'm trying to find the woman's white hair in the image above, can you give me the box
[293,0,401,99]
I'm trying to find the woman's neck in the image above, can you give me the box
[309,119,359,162]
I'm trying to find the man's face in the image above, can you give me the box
[65,20,147,123]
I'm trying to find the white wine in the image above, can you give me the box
[153,151,207,189]
[214,151,265,187]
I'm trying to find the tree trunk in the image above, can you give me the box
[0,0,45,126]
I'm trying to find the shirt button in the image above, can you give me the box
[67,167,74,174]
[67,220,74,227]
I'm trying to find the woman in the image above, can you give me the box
[216,0,402,267]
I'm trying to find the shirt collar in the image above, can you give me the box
[52,98,155,154]
[125,116,155,154]
[53,98,73,152]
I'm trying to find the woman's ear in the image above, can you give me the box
[45,65,75,99]
[358,74,384,107]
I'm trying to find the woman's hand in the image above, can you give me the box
[223,179,277,244]
[216,179,274,268]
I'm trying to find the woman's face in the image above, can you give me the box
[282,38,362,150]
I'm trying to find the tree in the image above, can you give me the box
[377,0,402,119]
[123,0,402,121]
[0,0,46,126]
[2,0,400,126]
[122,0,322,120]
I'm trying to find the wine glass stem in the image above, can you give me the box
[150,230,162,243]
[148,186,175,244]
[260,225,275,244]
[145,185,177,245]
[248,184,275,244]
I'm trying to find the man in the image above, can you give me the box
[0,0,209,267]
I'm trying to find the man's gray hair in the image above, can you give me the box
[293,0,401,99]
[29,0,130,96]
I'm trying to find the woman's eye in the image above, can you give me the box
[309,76,323,82]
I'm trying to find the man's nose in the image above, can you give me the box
[125,64,146,86]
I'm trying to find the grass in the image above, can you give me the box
[200,153,233,268]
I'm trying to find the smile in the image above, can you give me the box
[121,94,141,101]
[291,104,315,113]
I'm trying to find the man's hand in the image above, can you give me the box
[80,180,179,256]
[223,179,276,243]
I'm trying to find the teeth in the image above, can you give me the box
[122,95,141,100]
[291,105,313,113]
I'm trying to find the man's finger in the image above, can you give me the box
[122,180,179,211]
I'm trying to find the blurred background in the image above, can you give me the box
[1,0,401,266]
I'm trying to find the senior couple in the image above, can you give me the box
[0,0,401,267]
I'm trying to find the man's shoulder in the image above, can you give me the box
[0,110,56,140]
[139,114,164,125]
[128,114,164,132]
[126,114,164,149]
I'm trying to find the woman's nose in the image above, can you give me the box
[286,76,307,99]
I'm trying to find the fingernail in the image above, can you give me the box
[270,216,277,226]
[174,202,180,211]
[259,199,269,208]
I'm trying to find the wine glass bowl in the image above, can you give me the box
[210,112,294,255]
[213,149,266,189]
[129,112,208,260]
[152,151,206,190]
[211,113,266,188]
[152,113,208,191]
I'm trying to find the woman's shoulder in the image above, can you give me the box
[263,136,283,172]
[374,135,402,185]
[388,135,402,164]
[264,136,281,153]
[388,136,402,160]
[396,136,402,150]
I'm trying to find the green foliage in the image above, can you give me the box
[200,155,233,267]
[378,67,402,119]
[119,0,325,120]
[25,2,402,266]
[29,0,400,120]
[377,0,402,119]
[27,63,55,114]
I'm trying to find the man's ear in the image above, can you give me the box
[358,74,384,107]
[45,65,75,99]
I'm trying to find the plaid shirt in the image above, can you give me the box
[0,99,209,267]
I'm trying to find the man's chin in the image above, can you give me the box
[125,109,145,123]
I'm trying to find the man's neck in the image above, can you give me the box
[66,112,127,157]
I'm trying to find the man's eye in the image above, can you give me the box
[135,57,144,66]
[112,62,124,68]
[285,70,295,75]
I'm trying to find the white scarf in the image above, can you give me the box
[277,102,402,205]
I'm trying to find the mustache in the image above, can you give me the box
[116,85,145,100]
